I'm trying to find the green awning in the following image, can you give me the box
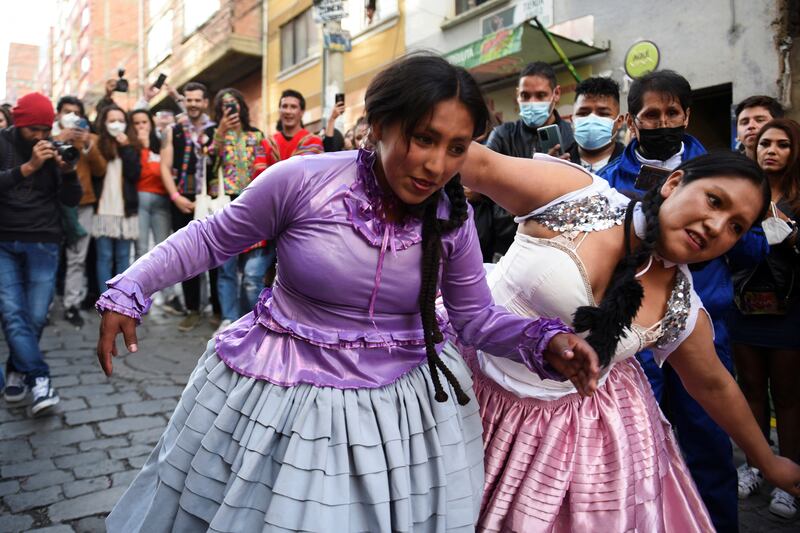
[445,22,608,84]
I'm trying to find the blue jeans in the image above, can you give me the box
[0,241,60,388]
[217,246,275,321]
[95,237,133,294]
[135,191,172,260]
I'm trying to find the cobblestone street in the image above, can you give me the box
[0,303,798,532]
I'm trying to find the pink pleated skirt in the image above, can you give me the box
[470,354,715,532]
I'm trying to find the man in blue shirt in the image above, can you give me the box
[600,70,768,533]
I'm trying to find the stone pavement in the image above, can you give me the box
[0,302,798,532]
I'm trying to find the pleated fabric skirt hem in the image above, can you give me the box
[467,352,715,533]
[106,340,484,533]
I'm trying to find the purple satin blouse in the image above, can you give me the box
[97,149,570,388]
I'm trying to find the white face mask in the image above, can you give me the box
[762,203,795,245]
[106,121,126,137]
[60,112,80,129]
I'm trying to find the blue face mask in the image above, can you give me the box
[573,114,616,150]
[519,100,552,128]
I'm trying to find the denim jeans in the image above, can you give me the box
[217,246,275,321]
[135,191,172,260]
[0,241,59,388]
[95,237,133,294]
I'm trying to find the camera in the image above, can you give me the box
[51,141,80,165]
[115,68,129,93]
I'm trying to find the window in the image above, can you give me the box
[184,0,219,36]
[148,10,173,68]
[341,0,398,35]
[80,56,91,73]
[280,8,320,71]
[81,7,90,29]
[455,0,491,16]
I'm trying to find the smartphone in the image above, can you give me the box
[335,93,345,105]
[77,118,90,130]
[153,73,168,90]
[224,101,238,115]
[634,164,672,190]
[115,68,129,93]
[537,124,563,156]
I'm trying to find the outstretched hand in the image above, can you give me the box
[97,311,139,376]
[544,333,600,397]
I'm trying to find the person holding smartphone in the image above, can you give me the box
[321,93,346,152]
[56,96,106,329]
[205,89,270,335]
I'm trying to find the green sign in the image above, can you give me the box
[624,40,660,79]
[446,26,524,70]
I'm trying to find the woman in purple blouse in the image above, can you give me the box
[95,55,599,532]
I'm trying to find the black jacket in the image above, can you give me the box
[485,111,575,159]
[0,127,82,243]
[567,141,626,172]
[470,195,517,262]
[91,144,141,217]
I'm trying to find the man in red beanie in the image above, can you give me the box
[0,91,82,415]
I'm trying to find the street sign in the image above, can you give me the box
[324,30,352,52]
[624,40,660,79]
[313,0,347,23]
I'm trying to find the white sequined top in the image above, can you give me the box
[480,166,707,400]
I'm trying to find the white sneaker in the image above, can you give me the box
[214,319,233,336]
[3,371,28,402]
[737,464,763,499]
[31,377,59,415]
[770,488,797,519]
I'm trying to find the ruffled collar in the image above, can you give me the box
[343,148,423,251]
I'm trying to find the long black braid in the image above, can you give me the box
[572,184,666,367]
[417,175,472,405]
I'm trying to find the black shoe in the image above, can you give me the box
[64,306,85,329]
[161,296,186,316]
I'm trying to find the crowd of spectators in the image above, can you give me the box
[0,59,798,524]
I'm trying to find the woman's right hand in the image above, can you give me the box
[115,132,130,146]
[97,311,139,376]
[173,195,195,214]
[763,455,800,498]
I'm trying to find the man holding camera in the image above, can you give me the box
[0,92,82,415]
[55,96,106,329]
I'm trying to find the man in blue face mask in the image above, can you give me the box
[565,77,626,173]
[481,62,574,258]
[485,61,574,160]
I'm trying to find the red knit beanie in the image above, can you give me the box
[12,92,55,128]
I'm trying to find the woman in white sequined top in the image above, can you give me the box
[450,147,800,532]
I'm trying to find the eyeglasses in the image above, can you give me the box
[634,115,686,129]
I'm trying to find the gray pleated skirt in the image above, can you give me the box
[106,341,484,532]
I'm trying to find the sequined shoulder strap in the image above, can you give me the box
[528,193,627,239]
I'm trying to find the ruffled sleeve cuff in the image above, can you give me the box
[519,317,574,381]
[94,275,152,324]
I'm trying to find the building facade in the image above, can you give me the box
[406,0,799,149]
[47,0,143,114]
[5,44,41,104]
[263,0,406,134]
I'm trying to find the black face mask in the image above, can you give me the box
[637,125,685,161]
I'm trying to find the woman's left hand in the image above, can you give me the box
[763,455,800,498]
[544,333,600,397]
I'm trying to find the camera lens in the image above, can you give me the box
[52,141,80,165]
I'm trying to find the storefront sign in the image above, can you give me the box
[624,40,660,79]
[446,25,524,70]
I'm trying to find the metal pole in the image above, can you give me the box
[260,0,269,131]
[533,16,582,83]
